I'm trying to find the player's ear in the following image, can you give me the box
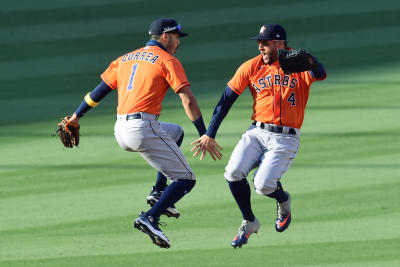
[158,33,168,46]
[160,33,169,41]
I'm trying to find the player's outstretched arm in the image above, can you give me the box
[190,86,239,160]
[55,81,112,148]
[73,81,113,118]
[178,86,223,160]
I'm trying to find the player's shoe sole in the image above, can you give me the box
[134,214,170,249]
[147,197,180,218]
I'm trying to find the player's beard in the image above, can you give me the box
[165,38,179,55]
[262,53,277,65]
[262,48,279,64]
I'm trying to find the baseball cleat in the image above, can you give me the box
[231,218,260,248]
[147,187,181,218]
[275,192,291,232]
[134,212,170,249]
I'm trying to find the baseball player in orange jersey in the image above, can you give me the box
[192,24,326,248]
[65,18,221,249]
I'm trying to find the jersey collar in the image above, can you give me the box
[271,60,280,67]
[145,40,168,52]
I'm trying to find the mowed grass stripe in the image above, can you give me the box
[2,0,399,44]
[0,0,283,27]
[0,22,400,81]
[2,28,400,83]
[1,227,399,264]
[1,193,399,240]
[0,182,152,232]
[2,48,399,103]
[0,0,136,12]
[1,142,398,230]
[3,8,400,62]
[1,164,399,236]
[1,185,398,239]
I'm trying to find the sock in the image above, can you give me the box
[152,132,184,192]
[146,179,195,218]
[154,172,168,192]
[267,181,288,203]
[228,179,255,222]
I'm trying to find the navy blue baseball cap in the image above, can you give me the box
[149,18,188,37]
[250,24,287,41]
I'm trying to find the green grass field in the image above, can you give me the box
[1,0,400,266]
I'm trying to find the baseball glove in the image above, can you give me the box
[278,49,312,75]
[55,116,80,148]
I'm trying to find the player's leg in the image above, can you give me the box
[115,114,194,248]
[153,122,185,191]
[138,127,195,222]
[131,119,195,248]
[253,132,299,232]
[224,127,263,248]
[146,122,184,218]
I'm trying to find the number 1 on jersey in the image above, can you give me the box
[127,63,138,91]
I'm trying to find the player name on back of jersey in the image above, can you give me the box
[252,74,298,93]
[121,50,159,64]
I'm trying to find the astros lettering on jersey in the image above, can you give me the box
[101,45,190,115]
[228,54,318,129]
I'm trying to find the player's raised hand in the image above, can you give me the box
[191,135,223,161]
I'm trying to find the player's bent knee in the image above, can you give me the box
[176,130,184,147]
[224,171,246,182]
[255,185,276,196]
[177,125,184,136]
[173,124,184,142]
[182,179,196,193]
[173,173,195,181]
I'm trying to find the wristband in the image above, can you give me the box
[84,92,99,107]
[192,116,207,136]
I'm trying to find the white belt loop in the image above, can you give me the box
[116,114,127,121]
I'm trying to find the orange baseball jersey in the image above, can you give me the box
[228,54,319,129]
[101,45,190,115]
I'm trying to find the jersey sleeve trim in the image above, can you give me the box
[227,82,242,95]
[101,74,117,90]
[174,82,191,93]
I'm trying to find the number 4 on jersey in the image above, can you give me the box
[288,92,296,106]
[127,63,138,91]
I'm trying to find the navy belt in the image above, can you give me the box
[252,121,297,135]
[126,113,141,120]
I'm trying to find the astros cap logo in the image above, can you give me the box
[251,24,287,41]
